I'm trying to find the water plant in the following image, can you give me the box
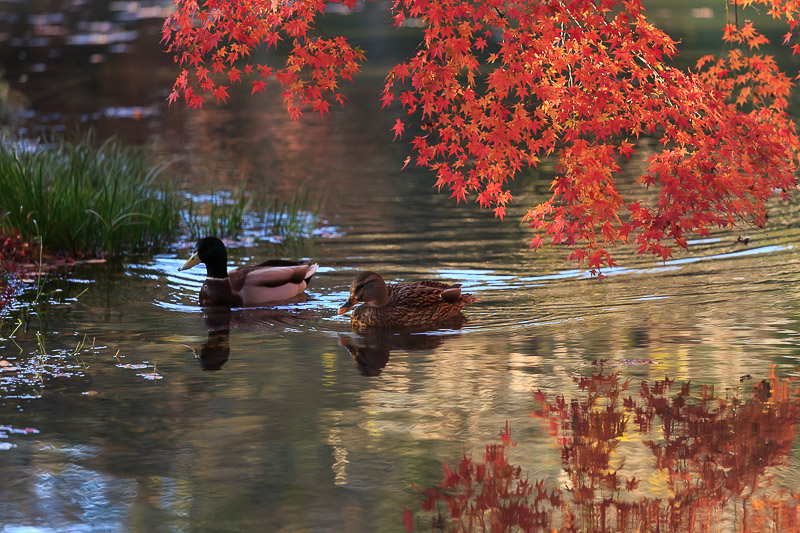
[1,316,94,399]
[0,249,94,401]
[182,182,324,243]
[0,128,326,260]
[260,183,324,241]
[181,183,251,240]
[0,132,181,256]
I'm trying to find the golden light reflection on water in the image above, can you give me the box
[325,411,350,486]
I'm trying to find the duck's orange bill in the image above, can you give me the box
[337,297,358,315]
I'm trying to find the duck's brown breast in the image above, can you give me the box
[200,278,244,307]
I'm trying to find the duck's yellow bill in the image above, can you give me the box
[178,252,201,271]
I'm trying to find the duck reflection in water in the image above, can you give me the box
[189,295,315,371]
[338,314,467,376]
[195,329,232,371]
[190,307,233,371]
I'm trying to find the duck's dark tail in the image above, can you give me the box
[304,263,319,284]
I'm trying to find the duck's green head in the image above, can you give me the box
[179,237,228,278]
[338,271,389,314]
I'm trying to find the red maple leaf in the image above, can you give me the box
[251,80,267,94]
[213,84,229,103]
[391,118,405,140]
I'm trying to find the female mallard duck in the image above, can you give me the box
[178,237,318,307]
[337,271,476,330]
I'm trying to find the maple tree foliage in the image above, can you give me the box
[162,0,365,117]
[163,0,800,268]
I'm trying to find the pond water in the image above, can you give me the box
[2,1,800,531]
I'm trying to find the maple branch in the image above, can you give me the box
[165,0,800,270]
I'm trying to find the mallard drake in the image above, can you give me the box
[337,271,476,330]
[178,237,318,307]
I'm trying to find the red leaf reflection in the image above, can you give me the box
[411,365,800,531]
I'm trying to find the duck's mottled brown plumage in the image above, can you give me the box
[338,271,476,330]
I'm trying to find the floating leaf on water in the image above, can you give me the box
[0,443,13,450]
[116,363,148,369]
[0,425,38,434]
[82,390,99,396]
[136,372,163,380]
[617,359,660,366]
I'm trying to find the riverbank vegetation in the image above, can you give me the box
[0,134,180,257]
[0,132,323,258]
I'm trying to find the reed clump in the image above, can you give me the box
[182,183,251,240]
[183,182,323,243]
[0,133,180,256]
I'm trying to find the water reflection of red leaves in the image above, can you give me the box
[416,423,558,531]
[403,508,415,531]
[412,366,800,531]
[637,368,800,531]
